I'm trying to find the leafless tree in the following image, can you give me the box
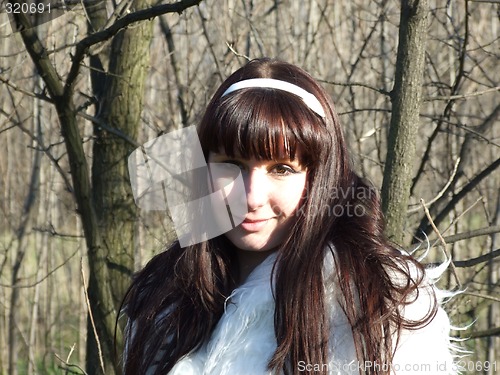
[0,0,498,373]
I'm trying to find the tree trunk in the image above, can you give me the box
[86,0,153,373]
[11,2,200,373]
[381,0,429,244]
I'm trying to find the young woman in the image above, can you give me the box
[122,58,459,374]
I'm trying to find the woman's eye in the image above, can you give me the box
[270,164,296,176]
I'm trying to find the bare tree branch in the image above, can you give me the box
[81,258,105,374]
[423,86,500,101]
[408,157,461,213]
[9,10,64,99]
[421,157,500,235]
[410,1,472,195]
[65,0,203,95]
[454,248,500,268]
[0,76,52,102]
[320,79,391,97]
[0,249,79,289]
[464,326,500,340]
[442,225,500,246]
[420,198,461,286]
[159,16,189,127]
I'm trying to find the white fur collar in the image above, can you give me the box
[153,251,459,375]
[166,253,279,375]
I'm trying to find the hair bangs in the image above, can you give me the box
[205,90,322,167]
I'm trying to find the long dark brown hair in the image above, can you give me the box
[121,58,437,374]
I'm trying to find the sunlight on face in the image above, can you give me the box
[208,152,307,251]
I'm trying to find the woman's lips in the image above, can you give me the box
[239,218,270,232]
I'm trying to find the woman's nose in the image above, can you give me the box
[244,170,269,211]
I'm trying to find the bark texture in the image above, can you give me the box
[381,0,430,243]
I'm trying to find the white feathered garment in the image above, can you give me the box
[146,251,459,375]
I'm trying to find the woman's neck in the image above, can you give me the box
[235,248,277,285]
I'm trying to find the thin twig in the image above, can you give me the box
[54,346,88,375]
[319,79,391,97]
[461,291,500,304]
[410,201,496,253]
[0,249,79,288]
[408,157,461,213]
[226,42,251,61]
[442,196,484,238]
[78,112,140,148]
[0,76,52,102]
[420,199,461,287]
[65,344,76,365]
[81,258,106,374]
[423,86,499,101]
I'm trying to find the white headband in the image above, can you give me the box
[221,78,326,118]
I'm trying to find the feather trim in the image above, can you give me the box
[159,248,463,374]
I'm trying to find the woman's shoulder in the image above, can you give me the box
[393,284,461,374]
[391,254,463,374]
[323,245,463,374]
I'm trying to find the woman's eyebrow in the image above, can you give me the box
[272,157,298,162]
[209,152,304,167]
[271,156,303,164]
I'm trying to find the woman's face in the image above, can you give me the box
[208,151,307,251]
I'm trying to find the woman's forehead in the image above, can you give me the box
[213,135,301,162]
[209,148,303,163]
[201,90,322,168]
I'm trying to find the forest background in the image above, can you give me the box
[0,0,499,374]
